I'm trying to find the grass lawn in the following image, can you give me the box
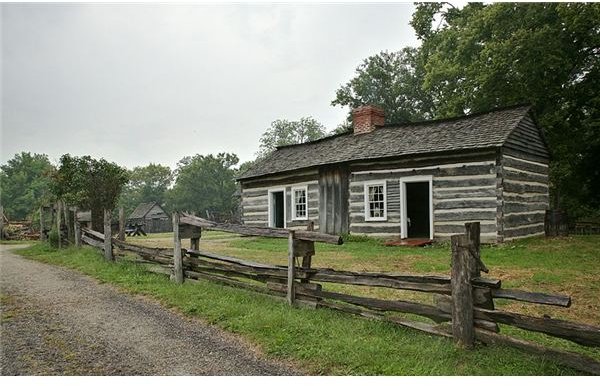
[131,232,600,325]
[14,233,600,375]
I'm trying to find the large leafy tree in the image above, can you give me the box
[119,163,173,216]
[167,153,239,221]
[257,117,327,158]
[332,48,435,126]
[412,2,600,217]
[0,152,55,220]
[53,155,128,231]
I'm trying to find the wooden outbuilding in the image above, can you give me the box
[127,202,172,233]
[237,105,550,243]
[76,211,92,229]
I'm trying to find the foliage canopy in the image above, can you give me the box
[334,2,600,217]
[167,153,239,221]
[0,152,55,220]
[119,163,173,216]
[332,48,434,126]
[257,117,327,158]
[53,154,128,230]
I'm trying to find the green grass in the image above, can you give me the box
[14,242,599,375]
[181,234,600,324]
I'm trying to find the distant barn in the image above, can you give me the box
[127,202,172,233]
[237,105,550,243]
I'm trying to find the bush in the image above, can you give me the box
[48,226,59,248]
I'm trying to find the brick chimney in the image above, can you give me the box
[352,105,385,135]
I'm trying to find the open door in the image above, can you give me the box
[269,189,285,228]
[401,177,433,239]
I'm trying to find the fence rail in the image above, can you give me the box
[78,214,600,375]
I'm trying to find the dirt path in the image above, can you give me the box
[0,244,299,375]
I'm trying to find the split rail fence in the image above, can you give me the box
[77,212,600,375]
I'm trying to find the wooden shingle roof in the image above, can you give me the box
[238,105,533,180]
[128,202,162,220]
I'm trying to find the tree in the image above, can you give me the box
[331,48,435,127]
[235,159,258,178]
[167,153,239,221]
[0,152,55,220]
[257,117,327,158]
[53,155,128,231]
[412,2,600,218]
[119,163,173,216]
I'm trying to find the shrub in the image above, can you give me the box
[48,226,59,248]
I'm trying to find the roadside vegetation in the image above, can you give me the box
[15,234,600,375]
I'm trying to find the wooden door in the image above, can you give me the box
[318,166,349,235]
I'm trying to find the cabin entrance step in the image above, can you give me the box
[384,238,433,247]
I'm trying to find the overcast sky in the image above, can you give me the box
[1,2,419,169]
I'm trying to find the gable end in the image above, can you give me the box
[503,114,550,163]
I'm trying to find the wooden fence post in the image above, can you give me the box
[451,234,475,348]
[0,205,4,241]
[56,201,62,248]
[287,230,296,306]
[172,212,184,284]
[190,225,201,251]
[103,208,113,261]
[465,222,496,315]
[118,207,126,241]
[465,222,488,275]
[63,202,72,242]
[39,207,45,241]
[74,209,81,248]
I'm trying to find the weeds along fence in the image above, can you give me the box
[78,213,600,375]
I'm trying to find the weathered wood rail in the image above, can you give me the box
[77,216,600,375]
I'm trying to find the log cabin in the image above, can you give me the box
[127,202,172,233]
[237,105,550,243]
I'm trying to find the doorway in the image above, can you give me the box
[269,189,286,228]
[401,176,433,239]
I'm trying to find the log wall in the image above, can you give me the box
[240,114,551,244]
[240,170,320,230]
[348,151,499,241]
[499,116,550,242]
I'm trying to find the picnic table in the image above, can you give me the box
[125,224,147,237]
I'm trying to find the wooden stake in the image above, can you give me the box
[451,234,475,348]
[103,208,113,261]
[56,201,62,248]
[39,207,45,241]
[63,202,72,242]
[190,232,200,250]
[172,212,183,284]
[118,207,125,241]
[287,230,296,305]
[0,205,4,241]
[465,222,496,313]
[465,222,488,274]
[74,209,81,247]
[300,222,315,283]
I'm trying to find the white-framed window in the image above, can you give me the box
[291,185,308,220]
[364,181,387,221]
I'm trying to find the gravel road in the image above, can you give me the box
[0,244,300,375]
